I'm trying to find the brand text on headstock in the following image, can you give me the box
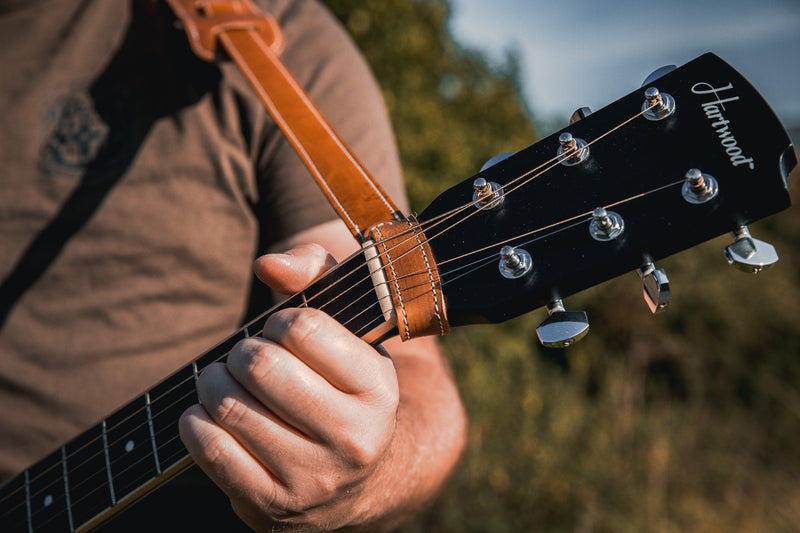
[691,82,755,170]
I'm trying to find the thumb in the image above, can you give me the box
[253,243,338,295]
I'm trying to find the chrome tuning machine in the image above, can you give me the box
[589,207,624,241]
[472,178,504,210]
[642,87,676,121]
[638,261,670,313]
[536,299,590,348]
[681,168,718,204]
[724,225,779,273]
[557,132,590,166]
[641,65,677,87]
[498,245,532,279]
[473,153,514,210]
[569,107,592,124]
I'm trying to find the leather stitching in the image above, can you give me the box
[373,223,410,340]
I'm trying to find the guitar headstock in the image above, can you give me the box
[420,53,795,346]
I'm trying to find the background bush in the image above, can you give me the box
[325,2,800,531]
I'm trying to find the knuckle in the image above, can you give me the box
[179,410,230,467]
[273,307,325,345]
[209,392,248,428]
[338,429,388,468]
[232,339,280,384]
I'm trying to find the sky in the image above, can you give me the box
[449,0,800,135]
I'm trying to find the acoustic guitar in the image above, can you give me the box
[0,52,794,532]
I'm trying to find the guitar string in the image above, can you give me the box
[8,170,687,530]
[3,102,658,522]
[9,171,683,532]
[4,103,661,522]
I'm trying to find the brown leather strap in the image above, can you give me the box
[367,218,449,340]
[166,0,403,240]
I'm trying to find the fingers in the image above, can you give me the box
[179,404,282,513]
[190,362,315,481]
[225,315,398,446]
[223,336,356,443]
[256,307,396,396]
[253,243,337,295]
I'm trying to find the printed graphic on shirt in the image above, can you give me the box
[39,88,109,176]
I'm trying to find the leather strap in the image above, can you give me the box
[166,0,403,240]
[367,218,449,340]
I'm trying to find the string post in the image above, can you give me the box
[682,168,719,204]
[590,207,625,241]
[472,177,505,210]
[557,132,590,166]
[498,245,532,279]
[642,86,676,121]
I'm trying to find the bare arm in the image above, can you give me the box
[180,219,467,531]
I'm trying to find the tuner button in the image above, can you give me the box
[480,152,515,172]
[569,107,592,124]
[641,86,676,121]
[536,299,590,348]
[724,225,779,273]
[641,65,677,87]
[638,261,670,313]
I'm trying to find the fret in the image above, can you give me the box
[105,395,158,501]
[144,392,161,475]
[65,422,113,529]
[0,470,28,533]
[149,364,199,469]
[102,420,116,505]
[0,252,385,532]
[27,448,69,532]
[60,447,74,532]
[192,361,201,402]
[25,470,31,533]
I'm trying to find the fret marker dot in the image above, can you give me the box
[43,494,53,507]
[125,439,135,453]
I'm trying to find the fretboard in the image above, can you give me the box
[0,252,391,533]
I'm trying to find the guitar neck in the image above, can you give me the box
[0,252,390,533]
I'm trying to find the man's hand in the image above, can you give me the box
[180,243,400,529]
[180,220,466,531]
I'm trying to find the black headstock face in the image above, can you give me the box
[420,53,795,328]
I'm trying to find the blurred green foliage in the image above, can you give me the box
[325,1,800,531]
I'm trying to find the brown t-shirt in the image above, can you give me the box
[0,0,406,487]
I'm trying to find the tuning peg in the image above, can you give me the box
[724,225,779,273]
[638,261,670,313]
[480,152,515,172]
[641,65,677,87]
[536,299,590,348]
[569,107,592,124]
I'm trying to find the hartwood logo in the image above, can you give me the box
[691,82,755,170]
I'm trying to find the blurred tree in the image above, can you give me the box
[325,0,537,211]
[324,1,800,532]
